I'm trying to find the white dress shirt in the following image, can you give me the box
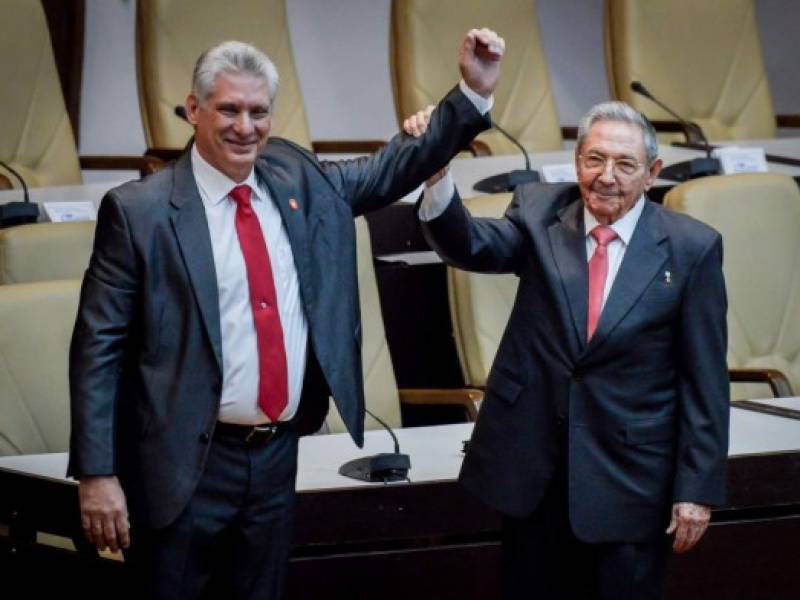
[583,196,645,310]
[191,145,308,425]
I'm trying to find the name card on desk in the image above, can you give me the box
[712,146,769,174]
[541,163,577,183]
[43,201,97,222]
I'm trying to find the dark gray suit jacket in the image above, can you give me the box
[68,86,490,528]
[422,183,729,543]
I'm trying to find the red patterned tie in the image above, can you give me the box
[230,184,288,421]
[587,225,618,341]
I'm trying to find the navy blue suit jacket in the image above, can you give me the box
[422,183,729,543]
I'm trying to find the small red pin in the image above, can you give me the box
[289,198,299,210]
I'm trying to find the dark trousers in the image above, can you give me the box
[124,427,299,600]
[502,462,671,600]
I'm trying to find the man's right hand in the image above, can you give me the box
[78,475,130,552]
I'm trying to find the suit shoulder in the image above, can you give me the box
[260,136,318,169]
[510,182,580,221]
[655,202,722,247]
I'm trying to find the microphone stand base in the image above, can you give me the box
[473,169,540,194]
[339,453,411,483]
[659,157,721,182]
[0,202,39,228]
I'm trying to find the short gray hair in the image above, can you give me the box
[576,101,659,165]
[192,41,280,105]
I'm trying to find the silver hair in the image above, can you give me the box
[192,41,280,105]
[576,101,659,165]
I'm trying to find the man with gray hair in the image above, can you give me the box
[405,100,729,598]
[69,30,504,598]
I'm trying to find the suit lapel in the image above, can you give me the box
[256,159,315,310]
[546,200,589,351]
[585,201,668,353]
[169,154,223,371]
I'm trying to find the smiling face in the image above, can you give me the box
[576,120,662,225]
[185,71,272,183]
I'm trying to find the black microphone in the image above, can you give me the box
[339,408,411,483]
[629,81,720,182]
[473,120,540,193]
[0,160,39,228]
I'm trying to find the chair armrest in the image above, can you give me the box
[311,140,386,154]
[649,119,705,145]
[0,173,11,190]
[729,368,794,398]
[466,140,492,157]
[145,147,185,163]
[79,155,164,177]
[776,114,800,128]
[398,388,484,422]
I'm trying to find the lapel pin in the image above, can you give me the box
[288,198,299,211]
[664,270,672,284]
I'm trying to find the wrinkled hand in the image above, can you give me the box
[459,28,505,98]
[403,104,449,186]
[666,502,711,553]
[79,475,130,552]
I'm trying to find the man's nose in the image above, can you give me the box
[233,112,254,135]
[598,160,616,184]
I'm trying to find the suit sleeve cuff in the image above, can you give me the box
[459,79,493,115]
[419,172,456,222]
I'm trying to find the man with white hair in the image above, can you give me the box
[406,100,730,599]
[69,30,504,598]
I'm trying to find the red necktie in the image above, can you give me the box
[230,185,288,421]
[587,225,618,341]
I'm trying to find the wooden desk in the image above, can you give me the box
[2,406,800,599]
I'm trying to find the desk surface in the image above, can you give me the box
[3,139,800,212]
[2,401,798,491]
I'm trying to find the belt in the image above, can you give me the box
[213,421,292,446]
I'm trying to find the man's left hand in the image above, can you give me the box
[666,502,711,553]
[459,28,505,98]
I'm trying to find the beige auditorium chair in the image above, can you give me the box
[664,173,800,399]
[0,221,95,284]
[137,0,382,159]
[605,0,800,142]
[390,0,564,156]
[324,217,481,434]
[0,280,81,456]
[446,193,518,390]
[0,1,159,189]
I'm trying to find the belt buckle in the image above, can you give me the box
[245,424,277,445]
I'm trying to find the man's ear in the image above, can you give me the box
[185,93,200,126]
[644,158,663,189]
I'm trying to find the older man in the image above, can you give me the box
[69,30,503,599]
[407,101,729,599]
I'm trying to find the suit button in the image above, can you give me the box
[199,432,210,444]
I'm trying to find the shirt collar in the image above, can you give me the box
[583,194,646,246]
[190,144,263,206]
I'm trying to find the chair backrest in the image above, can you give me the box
[663,173,800,398]
[0,221,95,284]
[390,0,562,155]
[604,0,776,141]
[448,193,518,387]
[324,217,402,434]
[0,280,81,456]
[0,1,82,187]
[136,0,312,151]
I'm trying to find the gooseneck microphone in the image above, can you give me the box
[629,81,720,182]
[472,120,540,194]
[0,160,39,227]
[339,408,411,483]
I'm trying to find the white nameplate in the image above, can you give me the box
[712,146,768,174]
[43,201,97,222]
[541,163,577,183]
